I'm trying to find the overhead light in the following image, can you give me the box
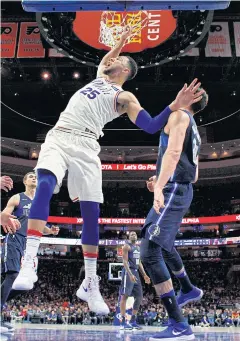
[41,71,51,80]
[73,72,80,79]
[197,31,202,35]
[190,41,195,45]
[232,91,236,96]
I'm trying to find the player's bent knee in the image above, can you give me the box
[29,169,57,221]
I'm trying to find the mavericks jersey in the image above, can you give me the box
[56,77,123,138]
[156,110,201,183]
[12,192,32,238]
[126,241,140,271]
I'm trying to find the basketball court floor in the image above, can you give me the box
[1,325,240,341]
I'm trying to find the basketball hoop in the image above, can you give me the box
[99,11,149,49]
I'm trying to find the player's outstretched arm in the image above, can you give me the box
[2,194,20,216]
[97,25,132,78]
[117,79,205,134]
[153,111,190,213]
[1,194,21,233]
[43,225,60,235]
[138,260,151,284]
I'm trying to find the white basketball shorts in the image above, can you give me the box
[35,128,103,203]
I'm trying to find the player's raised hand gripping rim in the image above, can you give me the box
[120,25,133,42]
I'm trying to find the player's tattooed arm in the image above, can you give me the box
[122,244,137,283]
[156,111,190,190]
[153,111,190,213]
[97,25,132,78]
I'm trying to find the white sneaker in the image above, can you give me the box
[76,279,88,302]
[12,267,35,290]
[76,276,109,315]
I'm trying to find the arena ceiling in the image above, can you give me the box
[1,1,240,145]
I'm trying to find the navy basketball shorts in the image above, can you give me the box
[142,182,193,252]
[120,269,143,297]
[1,235,26,273]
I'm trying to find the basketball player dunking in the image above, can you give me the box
[1,173,59,332]
[119,231,150,330]
[13,26,204,315]
[140,89,208,340]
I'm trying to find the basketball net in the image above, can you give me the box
[99,11,149,48]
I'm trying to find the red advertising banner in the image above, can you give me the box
[1,23,18,58]
[101,164,156,171]
[17,22,45,58]
[48,214,240,225]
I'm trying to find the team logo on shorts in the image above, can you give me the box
[148,224,161,238]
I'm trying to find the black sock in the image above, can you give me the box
[130,315,136,322]
[1,272,18,309]
[176,271,193,294]
[161,290,185,323]
[7,289,27,302]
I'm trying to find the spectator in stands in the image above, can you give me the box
[46,310,57,324]
[200,315,210,327]
[207,309,215,326]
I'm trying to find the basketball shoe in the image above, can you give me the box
[177,286,203,308]
[149,322,195,340]
[76,275,109,315]
[12,256,38,291]
[120,321,133,330]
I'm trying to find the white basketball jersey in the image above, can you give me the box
[56,77,123,137]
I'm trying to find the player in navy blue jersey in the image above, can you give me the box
[141,89,208,341]
[0,175,20,233]
[119,231,150,330]
[1,172,59,332]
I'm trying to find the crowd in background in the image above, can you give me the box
[2,258,240,327]
[1,183,240,219]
